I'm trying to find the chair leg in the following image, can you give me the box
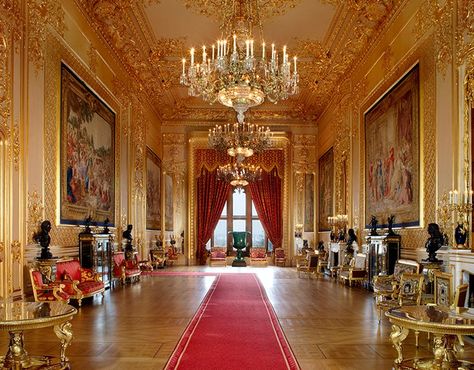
[415,330,419,348]
[78,298,82,307]
[458,334,464,347]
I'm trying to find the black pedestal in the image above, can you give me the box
[232,259,247,267]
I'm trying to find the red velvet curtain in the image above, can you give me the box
[249,167,282,249]
[196,168,231,265]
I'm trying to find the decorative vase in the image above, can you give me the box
[231,231,248,267]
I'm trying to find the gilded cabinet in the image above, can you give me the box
[79,232,114,288]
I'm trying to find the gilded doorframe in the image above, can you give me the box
[187,134,290,265]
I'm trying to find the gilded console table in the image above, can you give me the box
[0,301,77,369]
[386,305,474,369]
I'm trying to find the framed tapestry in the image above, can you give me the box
[304,173,314,232]
[318,148,334,231]
[364,64,420,228]
[146,147,162,230]
[60,64,115,226]
[165,173,174,231]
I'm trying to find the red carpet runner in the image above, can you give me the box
[165,273,299,370]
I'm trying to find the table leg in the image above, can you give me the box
[54,321,73,365]
[432,334,461,368]
[3,331,30,368]
[390,324,409,364]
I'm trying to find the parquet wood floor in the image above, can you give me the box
[2,266,474,369]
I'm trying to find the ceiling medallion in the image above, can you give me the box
[180,0,299,123]
[208,120,272,160]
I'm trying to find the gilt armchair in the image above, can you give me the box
[55,259,105,306]
[373,259,421,304]
[339,253,367,287]
[274,248,286,267]
[297,254,320,278]
[29,268,70,303]
[209,247,227,267]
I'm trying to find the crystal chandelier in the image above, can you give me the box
[217,161,262,188]
[180,0,299,123]
[208,120,272,159]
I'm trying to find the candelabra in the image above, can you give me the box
[437,189,473,249]
[328,214,348,241]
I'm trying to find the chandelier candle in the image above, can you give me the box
[179,0,299,124]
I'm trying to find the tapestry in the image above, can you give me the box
[318,148,334,231]
[146,147,161,230]
[304,173,314,232]
[60,64,115,225]
[165,173,174,231]
[365,64,420,228]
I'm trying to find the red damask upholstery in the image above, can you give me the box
[210,247,227,267]
[112,252,141,284]
[274,248,286,267]
[250,247,268,266]
[55,259,104,307]
[29,269,70,303]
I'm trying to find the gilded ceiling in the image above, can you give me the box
[78,0,400,125]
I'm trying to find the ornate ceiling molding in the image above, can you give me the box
[182,0,302,22]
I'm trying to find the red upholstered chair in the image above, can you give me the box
[29,268,70,303]
[250,247,268,266]
[113,252,141,284]
[209,247,227,266]
[55,259,105,306]
[274,248,286,267]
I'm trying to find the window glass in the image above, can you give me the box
[232,190,246,216]
[233,219,246,232]
[268,239,273,252]
[205,239,211,251]
[252,202,258,217]
[252,220,265,246]
[221,202,227,217]
[214,220,227,247]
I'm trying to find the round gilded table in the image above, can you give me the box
[0,301,77,369]
[386,305,474,369]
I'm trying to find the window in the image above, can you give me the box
[210,188,271,252]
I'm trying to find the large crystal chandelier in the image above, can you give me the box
[180,0,299,123]
[208,120,272,159]
[217,162,262,188]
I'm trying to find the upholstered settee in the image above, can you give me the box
[30,268,70,303]
[55,259,105,306]
[113,252,141,284]
[209,247,227,266]
[250,247,267,266]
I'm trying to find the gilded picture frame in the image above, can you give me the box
[146,147,162,230]
[60,64,115,226]
[165,173,174,231]
[318,147,334,231]
[364,64,420,229]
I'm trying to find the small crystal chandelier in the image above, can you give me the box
[180,0,299,123]
[208,120,272,159]
[217,161,262,188]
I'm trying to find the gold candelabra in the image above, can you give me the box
[437,189,473,249]
[328,214,348,241]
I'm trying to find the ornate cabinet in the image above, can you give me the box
[79,232,114,288]
[366,234,401,289]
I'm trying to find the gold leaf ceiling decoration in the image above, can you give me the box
[182,0,302,21]
[77,0,402,124]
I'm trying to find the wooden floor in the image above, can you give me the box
[3,266,474,369]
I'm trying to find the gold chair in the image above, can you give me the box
[297,254,320,278]
[432,271,467,347]
[316,250,328,274]
[339,253,367,287]
[373,259,421,309]
[274,248,286,267]
[377,272,425,323]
